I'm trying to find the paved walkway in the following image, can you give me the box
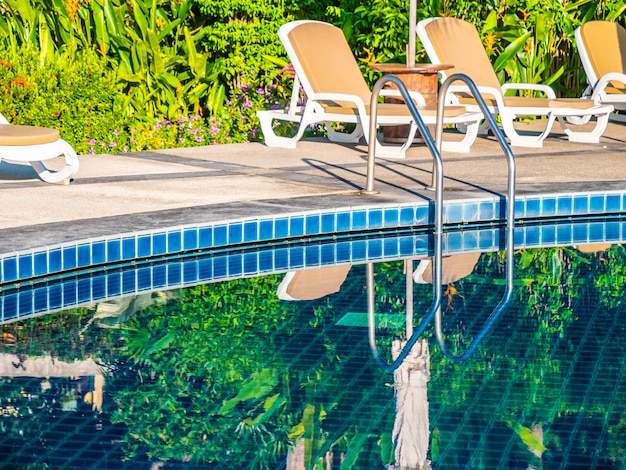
[1,120,625,254]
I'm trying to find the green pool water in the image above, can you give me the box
[0,232,625,469]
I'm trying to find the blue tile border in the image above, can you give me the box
[1,189,626,300]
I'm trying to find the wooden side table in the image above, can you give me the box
[368,63,453,142]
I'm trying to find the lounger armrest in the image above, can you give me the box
[502,83,556,98]
[594,72,626,91]
[380,89,427,106]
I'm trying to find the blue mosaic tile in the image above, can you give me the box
[122,237,136,260]
[352,240,367,261]
[182,262,198,284]
[199,227,213,249]
[49,285,62,309]
[92,241,106,264]
[321,244,335,264]
[383,238,399,257]
[572,223,588,244]
[368,209,383,229]
[77,244,91,267]
[167,262,182,284]
[290,217,304,237]
[399,207,414,226]
[526,198,541,218]
[573,195,589,215]
[514,200,525,218]
[336,241,351,262]
[446,232,463,252]
[153,233,167,255]
[321,213,335,233]
[305,246,320,266]
[384,208,399,227]
[137,235,151,257]
[259,220,274,241]
[34,287,48,312]
[228,254,242,276]
[446,204,463,224]
[63,281,77,305]
[18,255,32,279]
[228,223,243,245]
[556,224,573,244]
[153,265,167,288]
[258,251,274,272]
[557,196,573,215]
[63,246,77,270]
[107,274,121,297]
[34,252,47,277]
[461,202,477,222]
[214,225,228,246]
[479,230,495,250]
[290,247,304,268]
[244,221,259,243]
[607,194,621,213]
[122,271,136,293]
[541,225,556,245]
[589,195,605,214]
[274,248,289,270]
[138,267,152,289]
[414,235,430,256]
[3,294,17,321]
[367,239,383,259]
[107,240,121,263]
[525,226,540,246]
[479,202,494,221]
[415,206,429,225]
[399,236,414,256]
[275,219,289,239]
[168,231,182,253]
[183,229,198,251]
[198,259,212,280]
[18,292,32,316]
[589,222,605,242]
[606,221,620,241]
[337,212,351,232]
[92,275,106,300]
[463,231,479,251]
[78,279,91,303]
[352,211,367,230]
[541,198,556,216]
[244,253,258,274]
[305,214,321,236]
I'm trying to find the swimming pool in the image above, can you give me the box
[1,206,626,468]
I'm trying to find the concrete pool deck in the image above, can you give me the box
[1,119,625,254]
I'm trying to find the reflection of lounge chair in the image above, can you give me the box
[0,113,79,184]
[258,20,483,158]
[417,17,614,147]
[575,243,612,253]
[576,21,626,121]
[277,265,351,301]
[413,252,480,284]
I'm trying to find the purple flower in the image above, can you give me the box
[209,127,219,135]
[155,123,162,130]
[112,130,119,136]
[179,137,185,142]
[88,148,95,155]
[195,136,203,142]
[109,142,117,148]
[87,139,96,145]
[256,87,265,94]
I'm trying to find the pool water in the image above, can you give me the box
[0,224,625,469]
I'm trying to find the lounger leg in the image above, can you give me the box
[372,123,419,159]
[441,119,480,153]
[558,112,610,144]
[257,108,318,149]
[500,113,555,148]
[325,123,364,143]
[29,140,80,185]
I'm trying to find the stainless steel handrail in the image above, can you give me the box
[365,73,516,369]
[434,74,516,362]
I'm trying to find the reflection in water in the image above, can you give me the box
[0,239,625,468]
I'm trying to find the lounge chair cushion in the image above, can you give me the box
[578,21,626,89]
[322,102,470,117]
[0,124,60,146]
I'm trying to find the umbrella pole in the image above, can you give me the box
[407,0,417,67]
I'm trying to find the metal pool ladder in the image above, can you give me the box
[365,73,516,370]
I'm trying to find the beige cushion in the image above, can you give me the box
[322,102,469,117]
[423,17,502,89]
[458,95,596,110]
[579,21,626,90]
[0,124,60,146]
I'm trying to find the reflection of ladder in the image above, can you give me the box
[366,74,516,370]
